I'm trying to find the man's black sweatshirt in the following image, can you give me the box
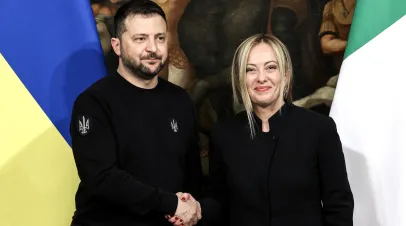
[69,73,203,226]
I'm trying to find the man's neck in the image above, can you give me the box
[117,64,158,89]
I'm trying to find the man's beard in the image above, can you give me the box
[121,50,166,80]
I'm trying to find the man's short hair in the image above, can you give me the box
[113,0,167,39]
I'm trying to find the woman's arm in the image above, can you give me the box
[318,117,354,226]
[199,125,228,224]
[167,124,228,226]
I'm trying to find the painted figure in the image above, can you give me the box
[293,0,356,109]
[153,0,195,88]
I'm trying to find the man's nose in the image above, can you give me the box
[145,38,157,52]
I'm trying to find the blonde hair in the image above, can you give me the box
[230,34,293,138]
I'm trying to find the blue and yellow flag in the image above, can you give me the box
[0,1,106,225]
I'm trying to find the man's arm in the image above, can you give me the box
[169,124,224,226]
[197,123,228,224]
[182,98,203,199]
[71,92,178,216]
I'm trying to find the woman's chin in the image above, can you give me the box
[252,96,281,108]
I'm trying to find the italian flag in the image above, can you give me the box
[329,0,406,225]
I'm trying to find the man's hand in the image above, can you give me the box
[165,193,201,226]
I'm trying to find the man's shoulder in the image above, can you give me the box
[74,75,116,107]
[85,74,116,94]
[158,78,191,102]
[159,78,186,93]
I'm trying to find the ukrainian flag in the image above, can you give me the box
[0,1,106,225]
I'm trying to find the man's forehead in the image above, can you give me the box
[124,14,167,34]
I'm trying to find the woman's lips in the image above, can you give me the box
[254,86,271,92]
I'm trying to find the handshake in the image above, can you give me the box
[165,193,201,226]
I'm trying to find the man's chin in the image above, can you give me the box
[142,61,163,69]
[136,72,157,80]
[143,65,160,73]
[137,68,163,80]
[143,64,164,76]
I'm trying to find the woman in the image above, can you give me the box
[169,33,354,226]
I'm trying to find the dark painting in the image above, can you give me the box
[92,0,356,173]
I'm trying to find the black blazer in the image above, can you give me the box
[200,103,354,226]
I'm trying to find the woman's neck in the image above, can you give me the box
[254,99,285,133]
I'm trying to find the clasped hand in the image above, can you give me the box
[165,193,201,226]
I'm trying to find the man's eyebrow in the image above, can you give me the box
[132,33,148,38]
[131,33,166,38]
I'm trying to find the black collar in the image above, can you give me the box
[251,102,292,136]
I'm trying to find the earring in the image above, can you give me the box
[283,86,288,98]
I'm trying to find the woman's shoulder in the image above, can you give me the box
[289,104,337,131]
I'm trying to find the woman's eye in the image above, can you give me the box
[267,65,277,70]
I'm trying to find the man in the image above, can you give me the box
[70,1,202,225]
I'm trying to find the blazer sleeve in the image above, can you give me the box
[318,117,354,226]
[199,125,228,223]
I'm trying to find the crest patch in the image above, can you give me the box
[77,115,91,136]
[170,119,178,133]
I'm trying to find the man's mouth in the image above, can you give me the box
[143,59,160,63]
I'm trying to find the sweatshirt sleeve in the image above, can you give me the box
[199,124,228,223]
[182,98,203,198]
[318,117,354,226]
[70,92,178,216]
